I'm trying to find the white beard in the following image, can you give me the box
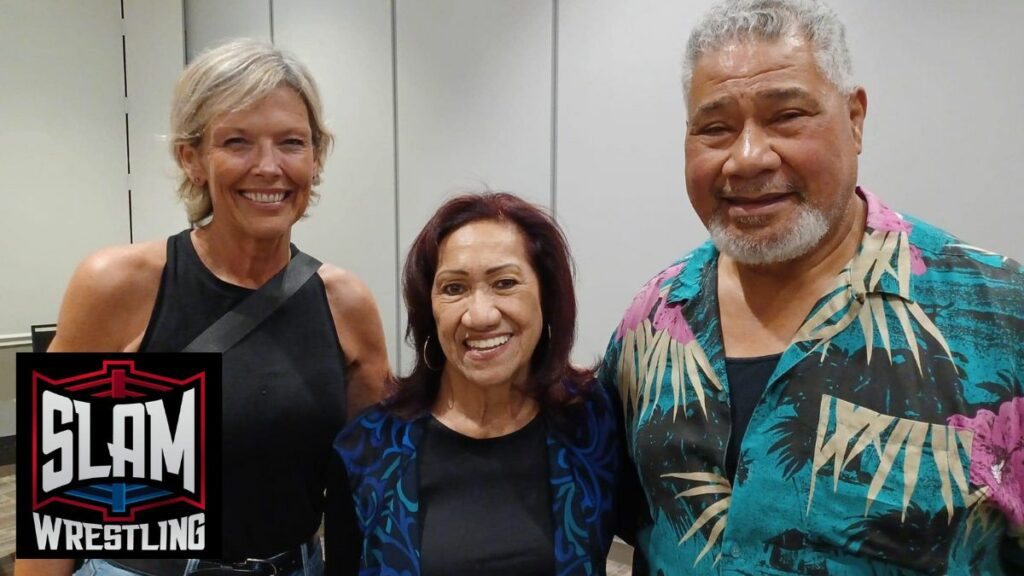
[709,203,830,265]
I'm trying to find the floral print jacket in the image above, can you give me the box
[602,188,1024,575]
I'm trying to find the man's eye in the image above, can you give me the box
[773,110,806,123]
[696,124,729,137]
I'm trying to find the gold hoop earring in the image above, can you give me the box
[423,335,440,371]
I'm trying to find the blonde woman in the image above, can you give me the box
[17,39,388,576]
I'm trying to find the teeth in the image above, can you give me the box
[242,191,286,203]
[465,335,511,350]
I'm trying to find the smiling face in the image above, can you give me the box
[179,85,317,239]
[684,35,866,265]
[432,219,544,393]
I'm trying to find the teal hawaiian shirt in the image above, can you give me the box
[602,189,1024,575]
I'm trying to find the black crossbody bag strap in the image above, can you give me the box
[182,251,322,353]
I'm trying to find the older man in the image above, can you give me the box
[603,0,1023,573]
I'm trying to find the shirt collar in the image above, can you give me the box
[853,187,919,301]
[666,241,717,304]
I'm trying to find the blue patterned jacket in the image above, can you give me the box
[325,382,625,576]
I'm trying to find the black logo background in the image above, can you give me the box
[16,353,222,558]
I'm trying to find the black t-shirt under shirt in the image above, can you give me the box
[418,414,555,576]
[725,354,781,481]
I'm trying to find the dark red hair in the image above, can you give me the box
[389,192,593,416]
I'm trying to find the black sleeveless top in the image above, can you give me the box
[140,230,348,560]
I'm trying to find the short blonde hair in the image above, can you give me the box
[170,39,334,224]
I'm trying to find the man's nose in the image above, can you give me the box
[723,121,781,180]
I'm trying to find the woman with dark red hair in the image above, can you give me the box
[325,192,626,575]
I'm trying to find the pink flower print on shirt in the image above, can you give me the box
[616,277,660,340]
[616,262,685,339]
[652,299,696,345]
[948,397,1024,528]
[863,188,914,234]
[909,245,927,276]
[861,187,927,275]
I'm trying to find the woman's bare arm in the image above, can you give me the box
[319,265,390,416]
[16,242,164,575]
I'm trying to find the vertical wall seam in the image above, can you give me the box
[121,0,133,243]
[126,114,133,243]
[129,190,134,244]
[181,0,189,64]
[550,0,559,217]
[268,0,275,43]
[391,0,402,369]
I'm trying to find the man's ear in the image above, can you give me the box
[848,87,867,154]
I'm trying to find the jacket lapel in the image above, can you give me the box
[546,414,596,575]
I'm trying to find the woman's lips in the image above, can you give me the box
[464,335,512,361]
[239,189,291,205]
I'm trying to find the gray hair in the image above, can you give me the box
[682,0,854,100]
[170,39,333,224]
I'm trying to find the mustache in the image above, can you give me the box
[718,179,801,198]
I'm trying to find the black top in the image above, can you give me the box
[418,414,555,576]
[724,354,781,482]
[140,230,348,560]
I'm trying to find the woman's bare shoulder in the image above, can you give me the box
[317,264,375,308]
[70,240,167,300]
[51,239,168,351]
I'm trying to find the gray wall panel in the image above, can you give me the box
[184,0,271,60]
[557,0,710,364]
[833,0,1023,260]
[275,0,400,368]
[395,0,554,367]
[0,0,129,335]
[125,0,188,243]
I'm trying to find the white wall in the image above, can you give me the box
[0,0,183,343]
[393,0,555,368]
[275,0,400,369]
[1,0,130,338]
[558,0,709,364]
[183,0,271,62]
[124,0,188,242]
[837,1,1023,248]
[4,0,1023,370]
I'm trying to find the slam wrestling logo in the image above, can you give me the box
[16,354,222,558]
